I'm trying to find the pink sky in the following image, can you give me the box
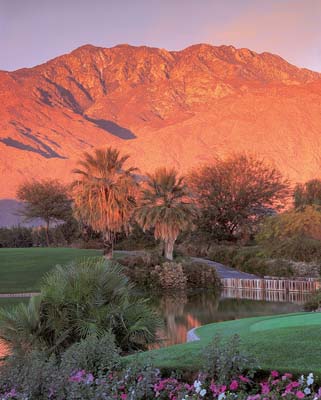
[1,0,321,71]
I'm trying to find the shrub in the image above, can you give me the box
[202,334,258,384]
[120,252,222,289]
[257,206,321,243]
[304,289,321,311]
[0,226,33,248]
[206,244,296,277]
[263,236,321,262]
[0,258,162,354]
[61,333,120,376]
[153,262,187,290]
[180,259,222,289]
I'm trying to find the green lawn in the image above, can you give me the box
[128,312,321,374]
[0,248,102,293]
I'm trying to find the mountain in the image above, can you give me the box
[1,43,321,205]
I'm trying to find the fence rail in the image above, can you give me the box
[221,277,320,293]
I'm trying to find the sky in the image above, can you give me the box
[1,0,321,72]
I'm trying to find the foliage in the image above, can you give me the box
[180,259,222,289]
[257,206,321,261]
[257,205,321,243]
[17,179,72,246]
[262,236,321,262]
[304,289,321,311]
[206,244,294,277]
[202,334,258,384]
[0,333,121,400]
[154,262,187,290]
[188,154,289,242]
[294,179,321,209]
[0,258,162,354]
[1,355,320,400]
[115,222,157,251]
[135,167,196,260]
[60,333,120,375]
[0,226,33,248]
[119,252,221,289]
[72,147,138,257]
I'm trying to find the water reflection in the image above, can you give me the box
[0,289,305,356]
[149,289,303,348]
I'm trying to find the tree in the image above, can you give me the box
[135,168,196,260]
[294,179,321,209]
[188,154,289,241]
[72,147,138,258]
[17,180,72,246]
[0,258,162,354]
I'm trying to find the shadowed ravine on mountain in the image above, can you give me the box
[84,116,136,139]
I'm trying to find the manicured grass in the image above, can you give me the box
[128,312,321,374]
[0,297,28,308]
[0,248,102,293]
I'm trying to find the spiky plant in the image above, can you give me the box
[135,168,196,260]
[0,258,162,354]
[72,147,138,258]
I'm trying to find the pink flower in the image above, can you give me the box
[282,373,293,381]
[296,391,305,399]
[239,375,251,383]
[272,379,280,385]
[247,395,260,400]
[271,370,279,378]
[260,382,270,394]
[230,380,239,391]
[69,370,86,383]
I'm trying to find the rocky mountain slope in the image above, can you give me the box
[1,43,321,202]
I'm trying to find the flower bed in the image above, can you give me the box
[1,369,319,399]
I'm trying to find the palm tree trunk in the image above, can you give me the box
[103,233,113,259]
[45,220,50,247]
[164,238,175,261]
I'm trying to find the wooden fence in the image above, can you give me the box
[221,287,311,304]
[221,277,320,293]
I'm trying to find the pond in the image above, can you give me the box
[0,288,306,356]
[147,288,304,348]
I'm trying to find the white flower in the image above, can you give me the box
[299,375,305,384]
[218,392,226,400]
[194,380,202,393]
[200,389,207,397]
[307,373,314,386]
[193,380,201,389]
[304,387,312,395]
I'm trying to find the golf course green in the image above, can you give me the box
[130,312,321,374]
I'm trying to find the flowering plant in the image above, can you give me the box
[1,369,320,399]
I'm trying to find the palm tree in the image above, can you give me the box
[72,147,138,258]
[0,258,162,354]
[135,168,196,260]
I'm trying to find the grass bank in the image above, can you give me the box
[0,248,102,293]
[127,312,321,375]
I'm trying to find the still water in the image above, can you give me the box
[148,288,304,348]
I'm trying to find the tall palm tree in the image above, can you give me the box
[135,168,196,260]
[72,147,138,258]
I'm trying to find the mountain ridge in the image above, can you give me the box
[1,42,321,202]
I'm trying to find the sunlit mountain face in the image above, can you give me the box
[1,43,321,200]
